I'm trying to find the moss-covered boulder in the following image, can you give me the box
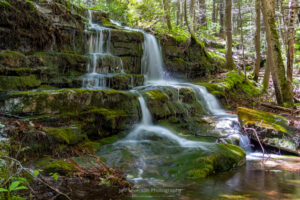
[185,144,246,179]
[141,86,205,121]
[238,107,299,155]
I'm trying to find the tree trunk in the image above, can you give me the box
[177,0,181,25]
[199,0,207,27]
[162,0,172,31]
[185,0,195,38]
[225,0,234,69]
[287,0,296,84]
[261,0,294,106]
[263,50,271,92]
[220,0,225,38]
[190,0,195,32]
[253,0,261,81]
[212,0,216,23]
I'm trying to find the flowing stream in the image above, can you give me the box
[94,17,300,199]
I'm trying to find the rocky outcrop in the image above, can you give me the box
[238,107,300,155]
[160,36,225,79]
[1,89,141,137]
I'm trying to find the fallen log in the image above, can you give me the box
[260,103,300,114]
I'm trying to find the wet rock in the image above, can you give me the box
[160,36,224,79]
[238,107,300,155]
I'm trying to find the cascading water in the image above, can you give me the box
[110,20,165,82]
[100,19,253,187]
[82,11,124,89]
[141,34,164,81]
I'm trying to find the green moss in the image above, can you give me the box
[0,50,25,58]
[47,126,85,145]
[207,51,226,64]
[43,160,76,176]
[166,143,245,180]
[197,71,260,99]
[238,107,289,133]
[83,108,127,120]
[145,89,168,101]
[0,1,12,9]
[0,75,41,91]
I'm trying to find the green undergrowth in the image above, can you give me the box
[155,24,191,43]
[196,71,261,99]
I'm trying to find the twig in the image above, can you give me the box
[243,127,266,164]
[2,156,71,200]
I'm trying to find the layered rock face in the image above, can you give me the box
[0,0,144,91]
[161,36,225,79]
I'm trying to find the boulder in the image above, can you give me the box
[238,107,300,155]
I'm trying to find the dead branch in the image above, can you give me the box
[260,102,300,114]
[2,156,71,200]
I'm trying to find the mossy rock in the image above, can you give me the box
[3,89,139,115]
[238,107,299,155]
[145,89,169,101]
[167,143,246,180]
[80,107,130,137]
[0,75,41,91]
[0,51,26,68]
[108,74,144,90]
[238,107,289,133]
[36,158,76,176]
[141,86,204,121]
[47,126,85,145]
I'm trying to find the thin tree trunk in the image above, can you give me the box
[162,0,172,30]
[225,0,234,69]
[261,0,294,105]
[263,50,271,92]
[177,0,181,25]
[185,0,195,38]
[199,0,207,27]
[253,0,261,81]
[220,0,225,38]
[212,0,216,23]
[238,2,246,80]
[190,0,195,32]
[287,0,296,84]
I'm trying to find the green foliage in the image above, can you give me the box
[0,161,28,200]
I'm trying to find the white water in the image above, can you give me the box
[110,20,165,82]
[110,19,249,150]
[141,34,164,81]
[118,93,208,149]
[97,18,253,183]
[82,11,125,89]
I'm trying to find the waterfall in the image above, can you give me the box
[138,96,152,125]
[82,10,112,89]
[141,34,164,81]
[110,20,165,81]
[120,93,208,149]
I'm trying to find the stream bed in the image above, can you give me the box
[127,153,300,199]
